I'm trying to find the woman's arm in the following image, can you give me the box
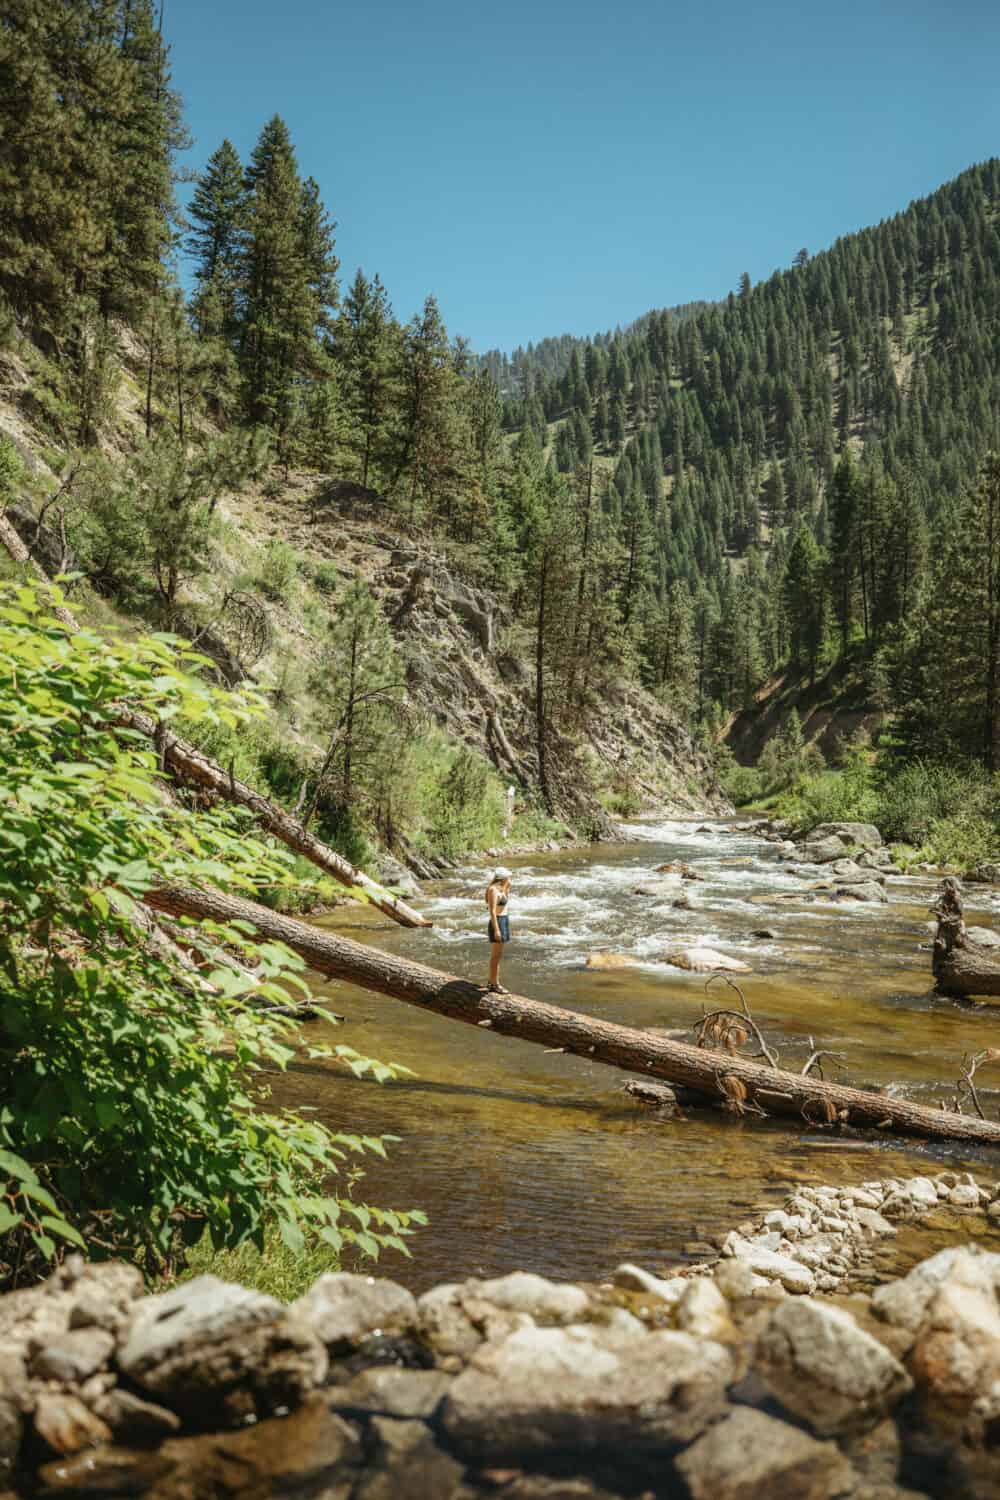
[486,885,499,939]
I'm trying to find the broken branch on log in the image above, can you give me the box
[140,879,1000,1146]
[697,975,779,1068]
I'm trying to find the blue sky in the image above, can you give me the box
[167,0,1000,352]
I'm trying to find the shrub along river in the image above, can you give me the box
[275,818,1000,1290]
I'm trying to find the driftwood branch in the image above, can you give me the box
[697,975,779,1068]
[140,878,1000,1146]
[955,1048,1000,1120]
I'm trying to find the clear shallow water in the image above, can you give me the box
[274,819,1000,1290]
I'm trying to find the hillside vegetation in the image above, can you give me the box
[0,1,723,877]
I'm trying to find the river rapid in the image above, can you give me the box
[276,818,1000,1291]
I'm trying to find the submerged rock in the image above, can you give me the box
[584,952,637,969]
[662,947,751,973]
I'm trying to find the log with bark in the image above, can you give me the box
[0,513,430,930]
[932,877,1000,997]
[142,880,1000,1146]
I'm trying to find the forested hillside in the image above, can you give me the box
[491,162,1000,781]
[0,0,723,868]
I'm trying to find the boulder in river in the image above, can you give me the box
[585,952,638,970]
[966,925,1000,948]
[633,879,681,896]
[807,821,883,850]
[796,835,847,864]
[662,948,751,974]
[830,881,888,904]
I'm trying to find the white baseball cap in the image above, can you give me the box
[492,866,512,882]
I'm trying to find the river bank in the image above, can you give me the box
[5,1175,1000,1499]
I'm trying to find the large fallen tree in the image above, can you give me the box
[0,513,430,930]
[142,880,1000,1145]
[932,876,1000,997]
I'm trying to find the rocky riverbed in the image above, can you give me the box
[5,1173,1000,1500]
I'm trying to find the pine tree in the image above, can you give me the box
[783,525,827,680]
[187,140,246,342]
[336,270,395,488]
[828,450,859,653]
[239,116,337,448]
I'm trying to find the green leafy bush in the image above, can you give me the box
[426,748,506,858]
[256,540,301,603]
[720,763,765,807]
[875,760,994,846]
[0,581,421,1288]
[312,561,339,595]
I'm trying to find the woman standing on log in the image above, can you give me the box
[485,867,512,993]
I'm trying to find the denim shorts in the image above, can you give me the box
[488,915,511,943]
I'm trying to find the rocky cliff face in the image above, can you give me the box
[270,482,729,837]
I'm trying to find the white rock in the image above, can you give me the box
[476,1272,589,1323]
[757,1297,912,1436]
[846,1189,883,1209]
[713,1260,770,1300]
[949,1182,982,1209]
[661,947,751,974]
[611,1264,687,1305]
[872,1246,1000,1334]
[905,1176,941,1211]
[727,1236,815,1294]
[676,1279,735,1342]
[819,1215,848,1234]
[855,1207,896,1238]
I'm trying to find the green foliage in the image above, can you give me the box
[756,710,824,794]
[0,581,419,1288]
[256,540,301,604]
[312,561,339,595]
[0,436,23,503]
[174,1227,342,1301]
[875,761,996,847]
[424,748,506,858]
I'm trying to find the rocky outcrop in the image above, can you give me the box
[370,541,729,837]
[5,1174,1000,1499]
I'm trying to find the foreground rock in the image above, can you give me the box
[5,1181,1000,1498]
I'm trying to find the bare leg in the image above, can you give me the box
[489,941,503,989]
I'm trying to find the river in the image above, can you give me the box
[274,818,1000,1291]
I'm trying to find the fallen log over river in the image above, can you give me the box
[932,875,1000,997]
[143,880,1000,1146]
[0,514,429,930]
